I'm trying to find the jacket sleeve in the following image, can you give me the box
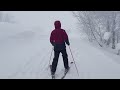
[63,30,70,46]
[50,31,54,46]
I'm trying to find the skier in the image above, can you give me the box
[50,20,70,78]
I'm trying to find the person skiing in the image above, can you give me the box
[50,20,70,78]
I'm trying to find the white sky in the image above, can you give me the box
[5,11,77,32]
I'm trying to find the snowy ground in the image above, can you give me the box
[0,23,120,79]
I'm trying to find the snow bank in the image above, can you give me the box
[116,43,120,50]
[103,32,112,41]
[0,22,44,78]
[0,22,35,40]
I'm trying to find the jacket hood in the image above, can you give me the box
[54,21,61,29]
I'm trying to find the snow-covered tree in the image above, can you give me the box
[72,11,120,50]
[0,11,15,23]
[0,11,3,22]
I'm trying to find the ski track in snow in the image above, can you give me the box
[1,27,120,79]
[6,36,120,79]
[7,35,80,79]
[8,37,52,79]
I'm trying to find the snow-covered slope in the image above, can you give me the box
[0,23,120,79]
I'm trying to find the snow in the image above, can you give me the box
[116,43,120,50]
[0,23,120,79]
[103,32,112,41]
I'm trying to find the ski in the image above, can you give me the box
[61,67,70,79]
[50,65,55,79]
[61,62,73,79]
[49,62,73,79]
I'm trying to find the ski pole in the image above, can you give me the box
[48,47,54,68]
[69,46,79,77]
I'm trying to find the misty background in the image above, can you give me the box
[8,11,77,33]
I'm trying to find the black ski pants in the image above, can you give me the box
[51,49,69,73]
